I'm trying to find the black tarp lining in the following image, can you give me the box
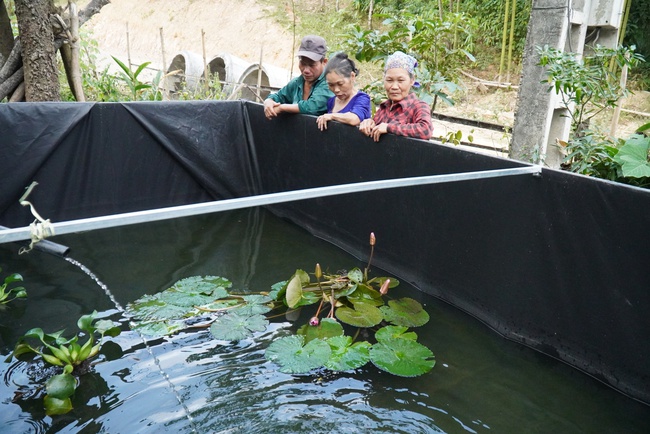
[0,100,648,405]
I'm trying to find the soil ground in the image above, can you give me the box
[84,0,650,155]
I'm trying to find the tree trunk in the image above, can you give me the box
[0,1,14,63]
[15,0,60,101]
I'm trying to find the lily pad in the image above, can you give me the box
[126,296,194,321]
[347,268,364,284]
[380,298,430,327]
[325,335,371,371]
[285,274,304,308]
[297,318,344,343]
[230,295,272,316]
[335,301,383,327]
[210,313,269,341]
[265,335,331,374]
[375,325,418,342]
[370,338,435,377]
[171,275,232,296]
[160,290,216,307]
[347,284,384,306]
[127,298,192,321]
[131,320,184,337]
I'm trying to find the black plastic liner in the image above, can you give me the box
[1,100,648,404]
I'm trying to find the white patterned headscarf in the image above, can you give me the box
[384,51,418,75]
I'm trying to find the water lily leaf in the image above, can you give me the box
[209,313,269,341]
[335,302,383,327]
[45,372,76,399]
[229,294,273,316]
[265,335,331,374]
[160,290,216,307]
[286,274,303,308]
[347,284,384,306]
[171,276,231,297]
[44,396,73,416]
[380,298,429,327]
[269,280,287,300]
[370,338,435,377]
[127,298,193,321]
[375,325,418,342]
[297,318,343,343]
[325,335,371,371]
[131,320,184,337]
[347,268,364,284]
[202,299,240,311]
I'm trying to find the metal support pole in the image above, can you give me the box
[0,166,542,245]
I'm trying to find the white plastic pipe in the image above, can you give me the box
[0,166,542,244]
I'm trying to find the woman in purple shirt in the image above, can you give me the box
[316,52,371,130]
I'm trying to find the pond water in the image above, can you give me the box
[1,208,649,433]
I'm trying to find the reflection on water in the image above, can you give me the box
[1,208,649,433]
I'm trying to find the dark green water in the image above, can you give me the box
[1,208,649,433]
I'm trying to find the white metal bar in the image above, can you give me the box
[0,166,541,244]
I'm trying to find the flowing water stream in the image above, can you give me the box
[1,208,649,433]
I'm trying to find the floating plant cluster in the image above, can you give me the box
[126,233,436,377]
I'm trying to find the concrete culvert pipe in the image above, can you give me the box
[164,51,205,97]
[235,63,295,102]
[207,53,251,96]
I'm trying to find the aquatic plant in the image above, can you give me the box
[127,233,436,377]
[0,267,27,305]
[8,311,121,415]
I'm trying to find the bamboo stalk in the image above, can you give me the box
[498,0,510,81]
[159,27,167,73]
[201,29,209,90]
[506,0,517,83]
[126,22,132,70]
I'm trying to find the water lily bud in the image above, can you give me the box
[370,232,376,246]
[309,316,320,326]
[379,279,390,295]
[315,263,322,280]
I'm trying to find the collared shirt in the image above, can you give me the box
[267,72,333,116]
[373,92,433,140]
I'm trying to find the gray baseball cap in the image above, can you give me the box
[297,35,327,61]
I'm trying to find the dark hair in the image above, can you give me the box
[323,52,359,78]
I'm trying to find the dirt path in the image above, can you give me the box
[85,0,296,73]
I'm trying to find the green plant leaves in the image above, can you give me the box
[296,318,344,343]
[45,372,77,399]
[265,335,331,374]
[613,133,650,178]
[325,336,371,372]
[335,302,383,328]
[209,313,268,341]
[127,275,237,336]
[370,337,436,377]
[380,298,430,327]
[44,396,73,416]
[285,273,304,308]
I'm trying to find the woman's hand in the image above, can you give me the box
[317,114,332,131]
[358,118,375,137]
[369,122,389,142]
